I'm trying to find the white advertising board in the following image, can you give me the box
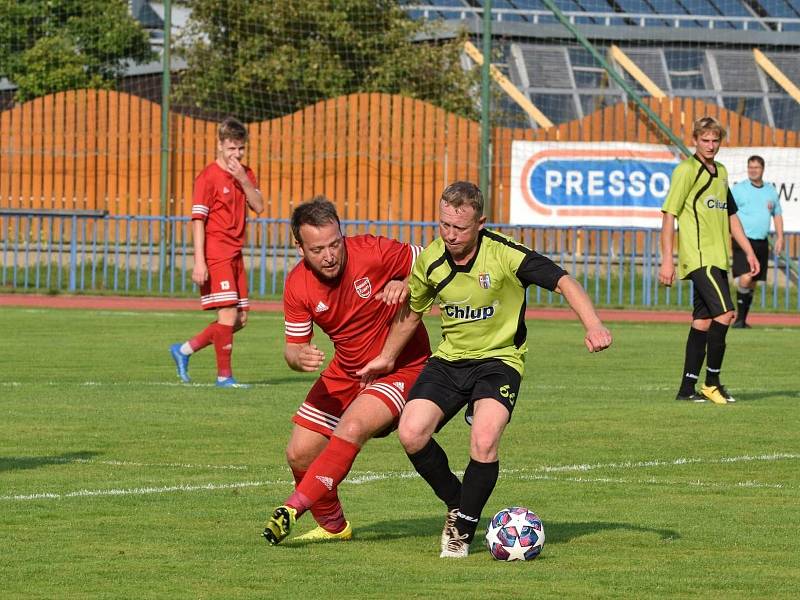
[510,141,800,231]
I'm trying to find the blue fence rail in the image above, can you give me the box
[1,211,798,311]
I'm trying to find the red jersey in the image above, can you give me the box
[284,235,430,377]
[191,161,258,264]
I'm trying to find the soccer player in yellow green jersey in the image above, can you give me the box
[357,181,612,558]
[659,116,759,405]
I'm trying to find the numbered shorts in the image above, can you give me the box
[732,238,769,281]
[408,357,522,431]
[200,254,249,311]
[686,265,734,319]
[293,362,425,438]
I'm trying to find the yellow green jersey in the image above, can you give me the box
[661,155,739,279]
[408,229,567,375]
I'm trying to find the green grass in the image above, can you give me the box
[1,307,799,599]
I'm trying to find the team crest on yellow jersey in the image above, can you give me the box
[478,273,491,289]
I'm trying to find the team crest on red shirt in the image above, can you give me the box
[354,277,372,299]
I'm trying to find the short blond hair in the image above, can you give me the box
[692,116,726,141]
[440,181,484,218]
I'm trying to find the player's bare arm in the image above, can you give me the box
[554,275,612,353]
[284,341,326,372]
[658,212,676,287]
[356,304,422,383]
[374,278,409,305]
[729,214,760,277]
[191,219,208,285]
[774,215,784,255]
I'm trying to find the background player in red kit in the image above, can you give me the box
[169,117,263,388]
[262,196,430,544]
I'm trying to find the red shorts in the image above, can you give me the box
[200,254,249,311]
[293,362,425,438]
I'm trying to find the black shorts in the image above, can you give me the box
[408,357,522,430]
[687,266,734,319]
[732,238,769,281]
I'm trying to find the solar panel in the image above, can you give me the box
[519,45,574,88]
[765,52,800,83]
[619,48,671,90]
[714,51,763,91]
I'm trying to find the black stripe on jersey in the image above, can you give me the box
[423,253,456,296]
[426,253,448,280]
[726,188,738,216]
[481,230,566,291]
[482,229,530,254]
[514,299,528,349]
[689,158,714,266]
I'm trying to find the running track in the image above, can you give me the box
[2,293,798,326]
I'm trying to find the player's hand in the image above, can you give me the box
[774,236,784,256]
[192,262,208,286]
[356,355,395,388]
[584,324,612,353]
[375,280,409,305]
[297,344,325,372]
[658,262,675,287]
[747,253,760,277]
[226,156,247,184]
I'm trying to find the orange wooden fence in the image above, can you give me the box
[1,90,797,222]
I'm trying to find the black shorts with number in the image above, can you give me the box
[408,357,521,431]
[732,238,769,281]
[686,266,734,319]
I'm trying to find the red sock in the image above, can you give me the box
[213,323,234,378]
[291,467,346,533]
[188,321,216,352]
[286,436,360,524]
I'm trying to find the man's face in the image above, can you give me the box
[439,200,485,262]
[694,131,721,163]
[747,160,764,184]
[296,221,346,280]
[218,138,246,167]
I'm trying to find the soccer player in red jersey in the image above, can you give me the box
[169,117,263,388]
[262,196,430,544]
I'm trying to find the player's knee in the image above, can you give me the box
[285,444,314,471]
[333,419,370,446]
[398,423,428,454]
[469,432,500,462]
[469,439,497,462]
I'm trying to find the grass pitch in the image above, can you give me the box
[1,306,798,599]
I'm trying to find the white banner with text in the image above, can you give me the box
[510,141,800,231]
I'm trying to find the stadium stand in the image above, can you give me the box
[401,1,800,129]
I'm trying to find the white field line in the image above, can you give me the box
[3,481,275,501]
[2,452,797,503]
[2,457,249,471]
[0,381,275,388]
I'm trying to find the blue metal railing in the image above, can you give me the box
[1,212,797,311]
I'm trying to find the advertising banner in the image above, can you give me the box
[510,141,800,231]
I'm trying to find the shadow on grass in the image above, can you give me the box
[285,516,679,547]
[728,390,799,402]
[0,450,100,472]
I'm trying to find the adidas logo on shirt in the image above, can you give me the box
[223,186,230,194]
[392,382,405,391]
[315,301,329,313]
